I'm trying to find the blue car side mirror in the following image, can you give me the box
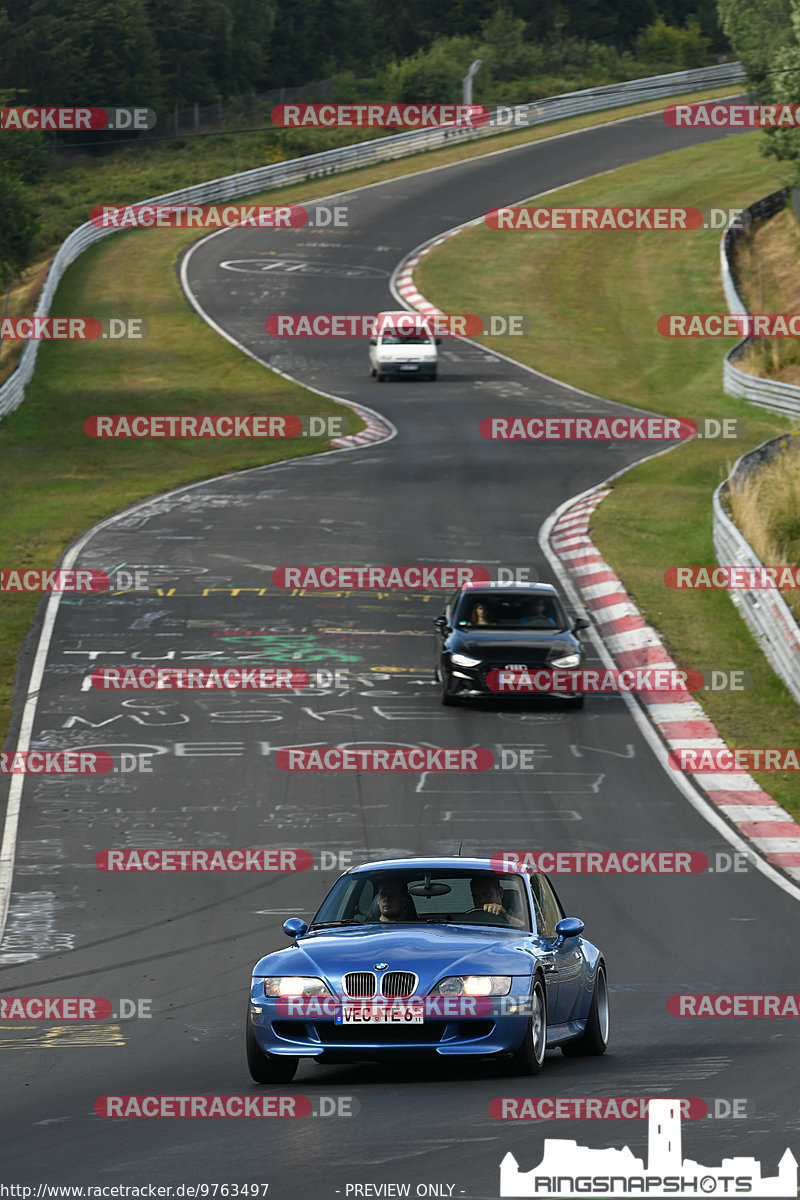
[282,917,308,938]
[554,916,585,947]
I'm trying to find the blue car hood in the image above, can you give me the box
[253,924,536,991]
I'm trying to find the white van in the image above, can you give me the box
[368,310,439,381]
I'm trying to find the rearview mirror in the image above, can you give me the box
[573,618,590,632]
[433,616,449,631]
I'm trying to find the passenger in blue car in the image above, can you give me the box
[470,876,525,928]
[375,878,419,922]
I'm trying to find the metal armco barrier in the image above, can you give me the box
[713,435,800,704]
[0,61,744,420]
[721,187,800,416]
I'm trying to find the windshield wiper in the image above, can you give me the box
[308,919,365,928]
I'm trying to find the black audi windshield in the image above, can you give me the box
[310,869,532,931]
[454,592,569,631]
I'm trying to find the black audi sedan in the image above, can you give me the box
[433,581,590,707]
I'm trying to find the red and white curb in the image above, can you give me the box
[550,489,800,884]
[330,398,392,448]
[394,221,481,315]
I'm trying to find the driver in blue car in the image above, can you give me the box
[470,876,525,928]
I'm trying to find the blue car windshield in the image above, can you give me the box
[310,869,532,931]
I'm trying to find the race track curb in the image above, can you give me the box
[550,490,800,884]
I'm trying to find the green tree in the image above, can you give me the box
[0,174,39,289]
[717,0,792,81]
[634,16,711,68]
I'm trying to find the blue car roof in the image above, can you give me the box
[346,856,519,874]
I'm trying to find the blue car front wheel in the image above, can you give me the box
[561,962,609,1056]
[246,1009,298,1084]
[507,976,547,1075]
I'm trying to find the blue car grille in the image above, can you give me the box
[343,972,375,997]
[342,971,418,997]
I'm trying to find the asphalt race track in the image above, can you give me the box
[2,108,799,1196]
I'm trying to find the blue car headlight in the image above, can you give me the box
[550,652,582,669]
[432,975,512,997]
[450,653,481,668]
[259,976,332,998]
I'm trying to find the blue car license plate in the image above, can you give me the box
[335,1004,424,1024]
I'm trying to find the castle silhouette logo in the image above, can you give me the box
[500,1099,797,1196]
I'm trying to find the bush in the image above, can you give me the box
[0,175,40,288]
[634,16,710,69]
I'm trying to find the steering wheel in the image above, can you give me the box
[462,906,510,924]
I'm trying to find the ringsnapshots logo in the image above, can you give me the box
[1,106,156,131]
[498,1098,797,1197]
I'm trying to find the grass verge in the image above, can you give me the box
[415,131,800,817]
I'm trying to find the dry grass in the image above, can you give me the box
[729,435,800,619]
[735,207,800,383]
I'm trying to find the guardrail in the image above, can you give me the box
[721,187,800,416]
[0,61,744,420]
[713,435,800,703]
